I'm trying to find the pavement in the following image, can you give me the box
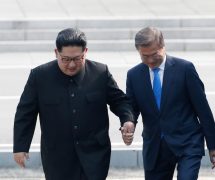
[0,167,215,179]
[1,0,215,19]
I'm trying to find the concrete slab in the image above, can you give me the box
[0,0,24,19]
[100,0,153,17]
[0,68,30,96]
[3,28,215,41]
[0,0,215,20]
[0,30,25,41]
[145,3,195,16]
[17,0,67,18]
[1,39,215,52]
[0,52,31,66]
[184,0,215,15]
[60,0,111,17]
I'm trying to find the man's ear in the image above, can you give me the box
[54,49,58,58]
[84,47,88,53]
[83,48,88,59]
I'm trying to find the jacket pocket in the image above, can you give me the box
[181,121,201,134]
[95,130,110,146]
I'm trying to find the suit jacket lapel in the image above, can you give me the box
[141,64,160,115]
[160,55,175,113]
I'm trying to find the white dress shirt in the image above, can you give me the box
[149,55,166,88]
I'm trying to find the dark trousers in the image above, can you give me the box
[144,139,202,180]
[44,158,88,180]
[78,167,88,180]
[42,144,88,180]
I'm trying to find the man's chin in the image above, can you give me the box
[66,70,77,76]
[147,61,162,68]
[145,63,157,68]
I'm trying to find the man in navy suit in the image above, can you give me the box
[124,27,215,180]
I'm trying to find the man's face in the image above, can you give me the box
[137,43,165,69]
[55,46,87,76]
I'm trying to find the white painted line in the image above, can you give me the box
[0,65,32,69]
[112,142,142,146]
[113,148,142,151]
[0,142,208,152]
[196,63,215,66]
[0,143,143,152]
[0,96,20,100]
[0,144,40,147]
[0,142,143,147]
[206,92,215,95]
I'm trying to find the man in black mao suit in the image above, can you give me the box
[13,28,134,180]
[124,27,215,180]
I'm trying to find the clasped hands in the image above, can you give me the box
[121,121,135,145]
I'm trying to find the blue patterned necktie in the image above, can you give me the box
[152,68,161,110]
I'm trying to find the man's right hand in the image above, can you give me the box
[14,152,29,168]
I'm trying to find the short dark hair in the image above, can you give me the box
[56,28,87,52]
[135,27,164,49]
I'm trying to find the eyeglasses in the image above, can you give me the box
[59,53,85,64]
